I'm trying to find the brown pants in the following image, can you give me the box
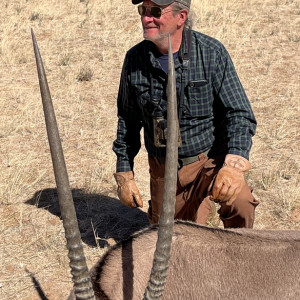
[147,153,259,228]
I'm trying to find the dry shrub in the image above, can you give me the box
[76,64,93,81]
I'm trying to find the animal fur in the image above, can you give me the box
[68,220,300,300]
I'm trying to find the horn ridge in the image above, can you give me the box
[31,28,95,300]
[143,34,178,300]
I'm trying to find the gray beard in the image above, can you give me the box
[143,31,169,47]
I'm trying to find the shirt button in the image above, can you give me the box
[189,82,194,87]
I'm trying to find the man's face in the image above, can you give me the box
[141,0,180,44]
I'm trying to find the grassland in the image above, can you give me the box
[0,0,300,299]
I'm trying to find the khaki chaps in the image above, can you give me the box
[147,152,259,228]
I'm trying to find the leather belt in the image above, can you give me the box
[156,148,210,169]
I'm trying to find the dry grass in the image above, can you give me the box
[0,0,300,298]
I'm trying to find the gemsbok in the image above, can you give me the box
[32,29,300,300]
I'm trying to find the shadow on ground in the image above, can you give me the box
[25,268,50,300]
[25,188,149,247]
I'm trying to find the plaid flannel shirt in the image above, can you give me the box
[113,29,257,172]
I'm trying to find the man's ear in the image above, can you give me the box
[177,9,188,27]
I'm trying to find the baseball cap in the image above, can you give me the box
[132,0,191,9]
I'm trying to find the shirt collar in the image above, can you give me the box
[146,30,189,71]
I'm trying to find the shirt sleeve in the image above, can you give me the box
[112,53,143,172]
[212,46,257,160]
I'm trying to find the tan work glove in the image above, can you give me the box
[210,154,251,206]
[113,171,143,208]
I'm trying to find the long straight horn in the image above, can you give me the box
[31,29,95,300]
[144,34,178,300]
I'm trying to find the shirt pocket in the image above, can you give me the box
[138,91,150,108]
[135,89,153,118]
[186,80,214,117]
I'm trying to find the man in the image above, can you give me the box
[113,0,259,228]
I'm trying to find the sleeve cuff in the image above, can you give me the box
[116,159,133,173]
[228,148,250,160]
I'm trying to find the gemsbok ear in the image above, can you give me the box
[31,28,95,300]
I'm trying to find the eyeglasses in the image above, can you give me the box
[137,4,180,19]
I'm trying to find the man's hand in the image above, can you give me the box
[210,154,251,206]
[114,171,143,208]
